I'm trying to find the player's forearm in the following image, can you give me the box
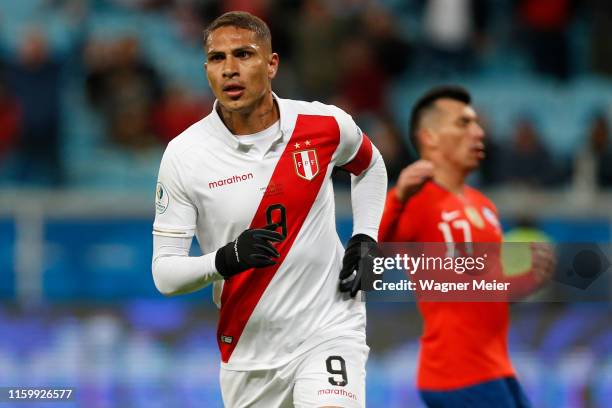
[350,149,387,240]
[152,235,222,296]
[152,253,221,296]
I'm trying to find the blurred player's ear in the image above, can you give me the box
[268,53,279,80]
[420,128,439,150]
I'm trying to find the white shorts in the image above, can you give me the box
[220,335,369,408]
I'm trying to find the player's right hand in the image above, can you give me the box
[395,159,434,202]
[339,234,380,297]
[530,242,557,284]
[215,226,284,278]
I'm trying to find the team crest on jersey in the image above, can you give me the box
[293,149,319,181]
[465,206,485,229]
[482,206,500,228]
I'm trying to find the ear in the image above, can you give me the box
[268,53,279,80]
[420,128,439,149]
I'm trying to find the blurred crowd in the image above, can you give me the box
[1,303,608,407]
[0,0,611,189]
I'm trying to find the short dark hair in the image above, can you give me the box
[409,85,471,153]
[203,11,272,51]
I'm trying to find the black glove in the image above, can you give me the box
[215,226,284,279]
[339,234,379,297]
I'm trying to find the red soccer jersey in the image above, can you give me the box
[379,181,515,390]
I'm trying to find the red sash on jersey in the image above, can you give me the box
[217,115,341,363]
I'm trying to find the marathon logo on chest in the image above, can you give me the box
[209,172,254,189]
[293,149,319,181]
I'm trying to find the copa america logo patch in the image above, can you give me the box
[155,182,169,214]
[293,149,319,181]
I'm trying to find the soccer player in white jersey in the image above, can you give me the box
[151,11,387,408]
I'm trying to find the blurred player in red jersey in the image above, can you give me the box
[379,86,555,408]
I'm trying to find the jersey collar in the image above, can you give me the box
[210,92,290,151]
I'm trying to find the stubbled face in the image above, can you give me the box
[427,99,485,172]
[205,26,278,113]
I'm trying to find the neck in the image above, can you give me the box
[432,163,467,195]
[218,91,279,135]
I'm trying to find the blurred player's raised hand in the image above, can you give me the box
[395,160,434,202]
[530,243,557,284]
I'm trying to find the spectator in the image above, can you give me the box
[574,113,612,190]
[420,0,489,76]
[501,117,560,187]
[367,115,412,183]
[171,0,221,44]
[83,38,116,109]
[477,136,504,187]
[294,0,346,101]
[107,0,169,11]
[6,29,64,185]
[516,0,573,81]
[84,36,163,149]
[172,2,207,44]
[0,79,20,160]
[267,0,301,62]
[152,85,210,145]
[362,5,413,79]
[265,0,303,98]
[586,0,612,77]
[220,0,270,20]
[335,37,388,116]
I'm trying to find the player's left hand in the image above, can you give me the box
[530,242,556,284]
[339,234,379,297]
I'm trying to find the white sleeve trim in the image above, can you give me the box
[152,224,196,238]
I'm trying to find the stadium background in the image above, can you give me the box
[0,0,610,407]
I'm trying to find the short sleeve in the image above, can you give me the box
[152,146,197,238]
[331,105,374,176]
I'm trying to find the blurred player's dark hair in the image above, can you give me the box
[409,85,471,153]
[203,11,272,52]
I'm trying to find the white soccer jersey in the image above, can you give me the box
[153,94,375,370]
